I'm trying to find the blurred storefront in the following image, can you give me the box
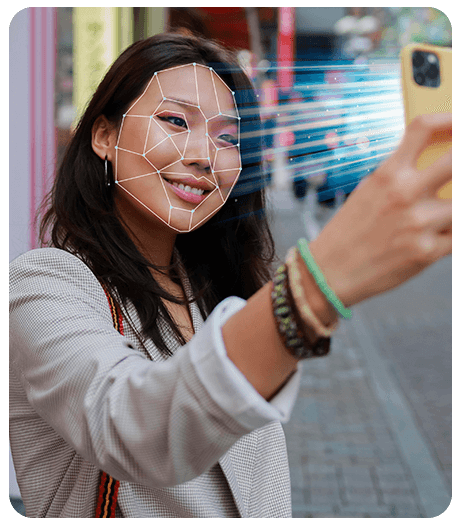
[59,7,167,164]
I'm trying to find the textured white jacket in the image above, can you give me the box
[9,248,301,517]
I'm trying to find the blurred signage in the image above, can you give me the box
[277,7,295,93]
[73,7,133,125]
[196,7,250,49]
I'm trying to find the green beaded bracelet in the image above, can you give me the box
[297,238,353,320]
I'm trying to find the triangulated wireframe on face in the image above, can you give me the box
[113,63,242,232]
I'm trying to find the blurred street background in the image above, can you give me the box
[269,186,452,518]
[10,7,452,518]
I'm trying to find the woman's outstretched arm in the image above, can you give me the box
[223,112,452,400]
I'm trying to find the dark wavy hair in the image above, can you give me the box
[39,33,276,356]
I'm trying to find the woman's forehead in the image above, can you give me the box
[135,63,237,119]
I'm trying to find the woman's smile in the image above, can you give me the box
[164,177,211,205]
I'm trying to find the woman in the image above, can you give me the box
[10,33,452,518]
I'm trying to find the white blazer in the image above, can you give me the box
[10,248,301,517]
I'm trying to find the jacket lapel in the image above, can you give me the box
[218,451,248,517]
[188,299,249,517]
[121,265,251,517]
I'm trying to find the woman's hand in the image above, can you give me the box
[309,112,452,308]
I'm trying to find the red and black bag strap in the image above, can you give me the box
[95,286,122,518]
[95,471,120,518]
[103,287,124,336]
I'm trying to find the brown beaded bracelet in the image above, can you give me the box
[271,263,331,359]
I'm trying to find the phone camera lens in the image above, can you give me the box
[414,72,425,86]
[426,64,439,79]
[412,51,425,68]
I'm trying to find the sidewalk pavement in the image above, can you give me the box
[268,186,452,518]
[283,314,450,518]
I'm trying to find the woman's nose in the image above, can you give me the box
[181,129,212,170]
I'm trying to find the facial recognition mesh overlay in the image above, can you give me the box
[114,63,242,232]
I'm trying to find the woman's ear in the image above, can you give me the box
[91,116,117,161]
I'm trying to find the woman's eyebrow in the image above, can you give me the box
[162,97,200,109]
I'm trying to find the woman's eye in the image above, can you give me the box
[219,134,238,146]
[158,115,187,129]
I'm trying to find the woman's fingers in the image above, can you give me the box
[395,114,451,201]
[409,198,452,234]
[433,229,453,260]
[417,148,452,197]
[397,112,452,167]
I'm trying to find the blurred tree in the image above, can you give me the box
[374,7,451,57]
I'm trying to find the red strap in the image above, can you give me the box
[95,472,120,518]
[95,288,123,517]
[102,287,124,336]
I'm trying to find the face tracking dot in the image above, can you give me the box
[114,64,242,233]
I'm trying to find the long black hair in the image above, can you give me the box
[39,33,276,356]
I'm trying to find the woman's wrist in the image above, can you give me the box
[222,281,300,400]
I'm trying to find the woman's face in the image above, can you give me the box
[113,63,241,232]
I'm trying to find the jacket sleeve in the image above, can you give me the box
[9,248,301,489]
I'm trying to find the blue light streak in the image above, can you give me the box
[233,59,406,199]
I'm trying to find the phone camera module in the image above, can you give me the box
[412,50,440,88]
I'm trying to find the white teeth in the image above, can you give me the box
[170,181,204,196]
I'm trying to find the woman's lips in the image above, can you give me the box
[163,178,209,205]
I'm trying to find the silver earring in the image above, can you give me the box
[105,156,110,188]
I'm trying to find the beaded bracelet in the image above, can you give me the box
[297,238,353,319]
[285,247,339,338]
[271,263,330,359]
[271,263,308,358]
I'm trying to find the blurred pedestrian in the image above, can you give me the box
[334,7,382,58]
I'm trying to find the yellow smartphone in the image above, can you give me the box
[400,42,452,199]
